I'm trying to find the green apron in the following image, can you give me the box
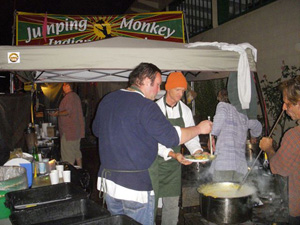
[157,97,185,197]
[127,85,160,201]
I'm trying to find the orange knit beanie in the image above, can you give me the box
[165,72,187,91]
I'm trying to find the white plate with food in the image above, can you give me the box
[184,154,210,162]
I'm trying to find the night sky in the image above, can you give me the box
[0,0,135,45]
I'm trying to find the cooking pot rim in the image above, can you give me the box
[197,181,257,198]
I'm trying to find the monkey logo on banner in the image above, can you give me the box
[93,19,112,39]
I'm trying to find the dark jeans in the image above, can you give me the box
[105,192,155,225]
[289,215,300,225]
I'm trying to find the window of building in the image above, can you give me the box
[168,0,213,40]
[168,0,277,39]
[218,0,277,25]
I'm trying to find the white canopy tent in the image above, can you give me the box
[0,37,258,109]
[0,37,256,81]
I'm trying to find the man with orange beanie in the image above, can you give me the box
[156,72,204,225]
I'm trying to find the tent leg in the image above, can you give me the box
[10,73,14,94]
[253,72,270,136]
[191,81,195,116]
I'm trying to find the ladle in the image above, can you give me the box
[208,116,213,155]
[237,110,284,190]
[207,116,216,160]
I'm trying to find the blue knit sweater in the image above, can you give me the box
[92,90,179,191]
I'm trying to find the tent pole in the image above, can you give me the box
[12,10,17,46]
[183,11,189,44]
[10,73,14,94]
[253,72,270,136]
[191,81,195,116]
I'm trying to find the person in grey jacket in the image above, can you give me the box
[209,89,262,182]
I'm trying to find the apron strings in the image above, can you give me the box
[99,168,148,206]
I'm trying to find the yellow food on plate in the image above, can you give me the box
[184,154,210,161]
[194,154,209,160]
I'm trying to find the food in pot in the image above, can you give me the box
[197,182,256,198]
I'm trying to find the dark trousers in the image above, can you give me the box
[289,215,300,225]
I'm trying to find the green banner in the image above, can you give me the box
[16,11,185,45]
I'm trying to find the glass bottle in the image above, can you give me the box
[25,123,37,154]
[32,146,39,162]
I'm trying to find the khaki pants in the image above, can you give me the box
[60,133,81,164]
[161,196,180,225]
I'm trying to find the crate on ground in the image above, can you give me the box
[5,182,89,211]
[9,198,110,225]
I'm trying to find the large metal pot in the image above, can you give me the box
[197,182,256,224]
[246,139,259,162]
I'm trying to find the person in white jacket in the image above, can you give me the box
[156,72,205,225]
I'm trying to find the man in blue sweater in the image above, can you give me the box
[92,63,212,225]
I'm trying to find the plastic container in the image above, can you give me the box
[5,182,89,211]
[0,166,28,191]
[19,162,32,187]
[4,157,33,187]
[9,198,110,225]
[79,215,142,225]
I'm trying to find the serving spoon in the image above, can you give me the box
[208,116,216,160]
[237,110,284,190]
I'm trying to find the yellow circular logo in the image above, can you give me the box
[93,19,112,39]
[9,53,19,63]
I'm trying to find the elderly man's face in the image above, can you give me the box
[282,91,300,120]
